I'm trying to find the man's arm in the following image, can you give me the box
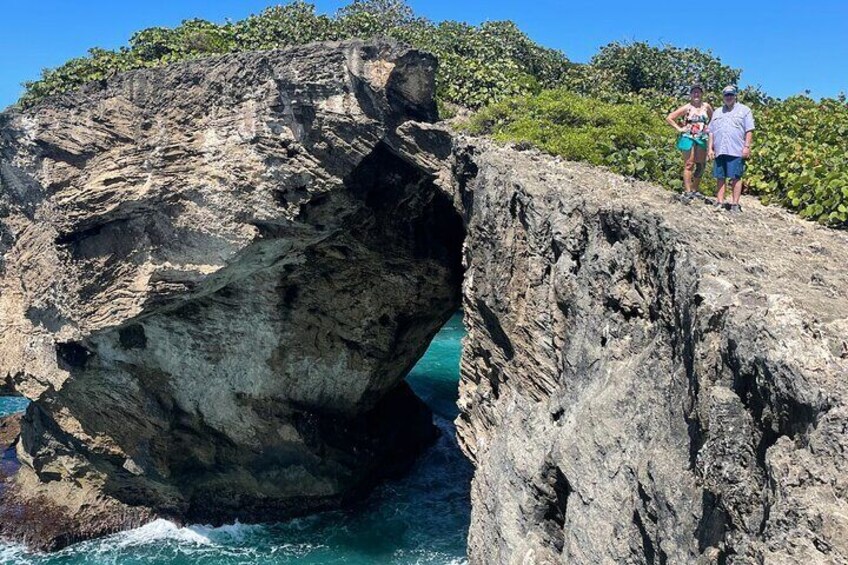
[742,130,753,159]
[742,109,755,159]
[708,131,716,160]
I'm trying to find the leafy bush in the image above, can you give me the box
[466,89,682,189]
[562,41,771,109]
[19,0,570,111]
[129,19,237,61]
[747,96,848,225]
[588,41,741,97]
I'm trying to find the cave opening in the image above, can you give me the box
[0,136,474,561]
[335,141,471,560]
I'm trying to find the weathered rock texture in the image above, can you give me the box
[0,415,21,455]
[457,141,848,564]
[0,40,463,549]
[3,38,848,562]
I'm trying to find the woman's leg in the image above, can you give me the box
[683,148,696,193]
[691,145,707,193]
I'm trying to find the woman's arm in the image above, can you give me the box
[708,131,715,160]
[706,104,714,120]
[666,105,689,133]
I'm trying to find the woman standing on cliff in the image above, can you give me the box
[666,84,713,200]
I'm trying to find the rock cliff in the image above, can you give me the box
[457,141,848,564]
[0,40,463,549]
[3,38,848,563]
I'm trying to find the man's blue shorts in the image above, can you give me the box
[713,155,745,180]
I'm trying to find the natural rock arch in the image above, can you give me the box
[2,40,848,565]
[0,40,464,549]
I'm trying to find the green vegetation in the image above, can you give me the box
[468,87,848,226]
[16,0,847,227]
[19,0,569,111]
[747,96,848,224]
[466,90,682,190]
[468,40,846,227]
[565,41,740,99]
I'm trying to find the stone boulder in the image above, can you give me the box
[0,40,463,549]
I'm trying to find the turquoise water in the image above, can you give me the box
[0,313,470,565]
[0,398,28,419]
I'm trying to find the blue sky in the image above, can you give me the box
[2,0,846,108]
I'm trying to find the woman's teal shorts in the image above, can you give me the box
[676,135,707,152]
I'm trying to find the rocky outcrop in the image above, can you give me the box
[0,40,463,549]
[456,141,848,564]
[3,37,848,562]
[0,415,21,456]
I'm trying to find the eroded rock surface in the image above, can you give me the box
[457,141,848,564]
[0,415,21,455]
[2,37,847,562]
[0,40,463,549]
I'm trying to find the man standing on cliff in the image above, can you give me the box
[708,85,755,213]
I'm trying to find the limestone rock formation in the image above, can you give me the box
[0,40,463,549]
[0,415,21,456]
[456,140,848,564]
[3,36,848,563]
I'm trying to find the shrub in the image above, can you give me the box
[231,2,337,50]
[128,19,237,61]
[336,0,418,37]
[588,41,741,97]
[466,89,682,190]
[19,0,571,111]
[747,96,848,225]
[562,41,770,108]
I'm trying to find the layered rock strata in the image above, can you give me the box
[3,37,848,563]
[457,141,848,564]
[0,40,462,549]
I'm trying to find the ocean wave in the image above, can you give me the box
[0,542,29,565]
[391,548,470,565]
[77,518,277,555]
[96,518,217,549]
[0,519,321,564]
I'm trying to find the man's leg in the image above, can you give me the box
[730,157,745,205]
[713,155,727,203]
[731,177,743,205]
[716,179,727,204]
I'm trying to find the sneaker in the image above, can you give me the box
[690,192,706,200]
[727,204,742,213]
